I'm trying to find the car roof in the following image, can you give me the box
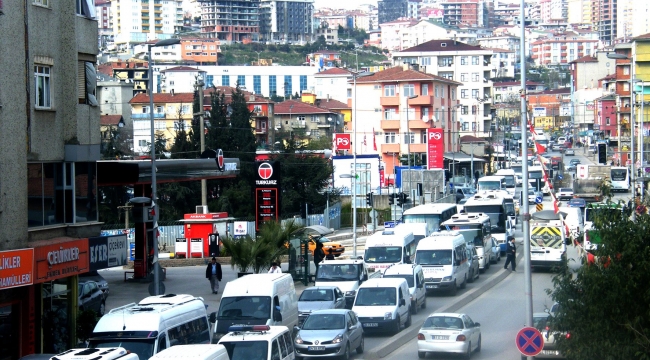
[307,309,349,315]
[304,286,338,292]
[425,312,464,318]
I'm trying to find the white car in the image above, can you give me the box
[556,188,574,201]
[564,148,575,156]
[417,313,481,359]
[515,174,523,186]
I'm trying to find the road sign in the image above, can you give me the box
[536,203,544,212]
[516,327,544,357]
[558,174,563,180]
[384,221,397,228]
[535,196,543,204]
[334,133,351,150]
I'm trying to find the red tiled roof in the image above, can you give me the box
[599,74,616,81]
[401,39,485,53]
[569,55,597,63]
[494,81,543,86]
[274,99,336,115]
[100,115,123,126]
[633,33,650,40]
[317,68,354,75]
[316,98,350,110]
[129,92,195,104]
[161,66,202,72]
[482,47,514,53]
[354,66,463,85]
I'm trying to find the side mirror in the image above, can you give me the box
[474,322,480,327]
[293,325,301,332]
[473,255,479,260]
[209,312,217,323]
[399,299,406,306]
[362,274,368,281]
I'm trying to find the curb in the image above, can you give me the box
[363,251,523,359]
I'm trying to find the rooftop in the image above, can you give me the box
[354,66,463,85]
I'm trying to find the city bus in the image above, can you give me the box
[401,203,458,239]
[463,192,514,254]
[440,212,495,271]
[610,166,630,192]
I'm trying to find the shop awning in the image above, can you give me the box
[443,152,486,162]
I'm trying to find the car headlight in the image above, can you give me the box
[442,276,453,281]
[345,290,356,297]
[295,334,303,344]
[384,312,393,320]
[332,334,343,344]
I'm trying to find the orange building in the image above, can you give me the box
[180,38,221,65]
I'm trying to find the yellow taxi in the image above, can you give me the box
[307,235,345,257]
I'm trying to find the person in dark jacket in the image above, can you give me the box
[206,257,222,294]
[314,241,325,271]
[504,238,516,271]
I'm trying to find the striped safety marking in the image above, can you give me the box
[531,226,563,248]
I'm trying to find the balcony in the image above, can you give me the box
[132,113,165,119]
[409,95,432,105]
[291,120,306,128]
[409,120,431,130]
[381,143,400,153]
[410,143,427,153]
[255,127,267,134]
[381,120,400,130]
[251,110,268,117]
[380,97,400,106]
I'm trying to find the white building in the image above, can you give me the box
[133,42,183,62]
[398,20,478,51]
[477,35,529,57]
[160,66,208,94]
[492,81,545,103]
[485,48,517,79]
[313,67,355,104]
[111,0,183,49]
[379,19,419,52]
[392,39,495,137]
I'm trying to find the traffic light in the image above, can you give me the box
[365,192,373,207]
[389,193,395,205]
[597,143,607,164]
[396,192,404,206]
[403,192,410,206]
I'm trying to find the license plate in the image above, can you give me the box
[308,346,326,351]
[532,252,544,257]
[541,350,558,355]
[426,284,438,289]
[363,323,378,327]
[432,335,449,340]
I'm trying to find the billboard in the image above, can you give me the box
[427,128,444,169]
[88,235,129,272]
[334,133,351,151]
[254,161,281,231]
[0,249,34,290]
[532,107,546,117]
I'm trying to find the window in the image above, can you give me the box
[552,43,559,50]
[420,130,428,143]
[222,75,230,87]
[237,75,245,87]
[420,57,431,66]
[35,65,51,108]
[206,75,214,87]
[34,0,50,6]
[553,56,558,63]
[461,56,468,65]
[283,332,294,354]
[438,56,453,67]
[269,75,277,96]
[451,88,456,100]
[461,89,468,99]
[278,333,289,358]
[472,89,479,99]
[623,83,630,91]
[623,67,630,75]
[384,132,396,143]
[472,73,479,82]
[422,84,429,95]
[347,89,352,98]
[460,73,468,82]
[471,105,477,115]
[384,108,397,120]
[271,340,280,360]
[384,85,396,97]
[422,107,430,119]
[472,56,479,65]
[434,85,439,97]
[284,75,292,97]
[462,122,469,131]
[606,117,610,125]
[440,72,454,80]
[300,75,307,92]
[156,106,164,113]
[254,75,261,94]
[440,86,444,98]
[461,106,468,115]
[404,132,415,144]
[472,123,476,131]
[76,0,95,18]
[403,84,415,97]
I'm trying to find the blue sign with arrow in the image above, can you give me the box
[535,196,543,204]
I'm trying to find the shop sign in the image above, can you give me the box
[34,239,89,283]
[0,248,34,290]
[88,235,129,271]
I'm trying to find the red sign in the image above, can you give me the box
[217,149,224,171]
[34,239,89,283]
[256,188,279,230]
[0,248,34,290]
[258,162,273,180]
[427,128,444,169]
[183,212,229,220]
[334,134,351,151]
[516,327,544,356]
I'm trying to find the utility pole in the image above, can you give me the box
[195,78,207,206]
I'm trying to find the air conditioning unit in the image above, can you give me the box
[195,205,208,214]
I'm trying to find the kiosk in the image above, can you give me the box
[181,213,233,257]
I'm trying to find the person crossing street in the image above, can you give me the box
[504,238,516,271]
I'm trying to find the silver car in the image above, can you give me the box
[294,309,364,359]
[490,238,501,263]
[466,246,479,283]
[298,286,346,325]
[528,312,566,359]
[417,313,481,359]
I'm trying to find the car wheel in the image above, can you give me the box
[340,343,350,360]
[405,312,412,328]
[421,295,427,309]
[464,342,472,359]
[411,301,418,315]
[460,275,467,289]
[99,301,106,316]
[356,335,364,354]
[450,280,458,296]
[393,316,401,334]
[418,351,426,359]
[486,260,491,270]
[467,269,474,283]
[476,335,481,352]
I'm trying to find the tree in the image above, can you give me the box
[547,209,650,359]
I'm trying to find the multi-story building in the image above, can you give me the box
[531,34,599,66]
[379,19,419,52]
[478,35,525,56]
[569,53,613,92]
[98,78,136,128]
[353,64,462,174]
[198,0,260,42]
[617,0,650,40]
[160,66,208,94]
[179,38,221,65]
[392,39,496,137]
[378,0,410,25]
[567,0,592,24]
[96,0,112,49]
[315,26,339,44]
[0,1,101,355]
[592,94,617,138]
[441,0,487,28]
[111,0,184,49]
[590,0,617,45]
[485,48,517,79]
[527,88,572,131]
[313,68,355,104]
[133,41,183,63]
[398,19,478,51]
[259,0,315,43]
[493,81,546,103]
[273,99,343,143]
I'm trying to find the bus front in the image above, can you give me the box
[463,202,509,254]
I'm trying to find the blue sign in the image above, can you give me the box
[535,196,543,204]
[384,221,397,228]
[516,327,544,356]
[558,174,564,180]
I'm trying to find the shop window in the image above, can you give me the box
[42,279,72,353]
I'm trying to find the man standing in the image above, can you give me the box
[268,261,282,273]
[206,257,222,294]
[504,238,516,271]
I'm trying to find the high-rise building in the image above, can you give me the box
[378,0,409,25]
[590,0,617,45]
[259,0,315,43]
[198,0,261,41]
[111,0,183,49]
[440,0,490,28]
[618,0,650,40]
[567,0,592,24]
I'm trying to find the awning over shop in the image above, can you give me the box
[443,152,486,162]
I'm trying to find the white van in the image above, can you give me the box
[352,278,412,335]
[49,348,138,360]
[150,345,230,360]
[415,231,469,295]
[477,175,506,192]
[218,325,295,360]
[363,227,415,272]
[315,259,371,309]
[557,136,567,145]
[495,169,517,190]
[382,263,427,314]
[563,207,584,240]
[209,274,298,343]
[89,294,211,360]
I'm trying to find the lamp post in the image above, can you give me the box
[405,94,418,205]
[148,38,180,296]
[640,82,645,200]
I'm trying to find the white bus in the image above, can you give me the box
[610,166,630,192]
[364,226,416,272]
[401,203,458,239]
[463,192,515,255]
[495,169,517,190]
[477,175,507,192]
[440,213,495,271]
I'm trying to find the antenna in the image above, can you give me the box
[122,308,126,330]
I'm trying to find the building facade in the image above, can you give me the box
[531,35,599,66]
[259,0,315,43]
[111,0,183,49]
[0,1,102,355]
[198,0,261,42]
[378,0,409,25]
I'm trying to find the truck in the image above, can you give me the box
[573,164,611,202]
[530,211,569,270]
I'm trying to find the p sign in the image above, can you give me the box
[427,128,444,169]
[334,134,351,150]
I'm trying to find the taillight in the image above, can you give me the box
[417,333,425,340]
[456,335,467,341]
[566,333,571,339]
[545,326,549,331]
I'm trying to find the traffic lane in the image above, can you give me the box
[386,255,556,359]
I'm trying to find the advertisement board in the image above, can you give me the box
[34,239,89,283]
[88,235,129,271]
[427,128,444,169]
[0,248,34,290]
[254,161,281,231]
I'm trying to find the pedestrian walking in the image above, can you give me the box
[314,241,325,271]
[205,257,222,294]
[504,238,517,271]
[268,261,282,274]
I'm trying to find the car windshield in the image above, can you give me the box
[416,249,452,265]
[220,340,268,360]
[478,181,501,190]
[421,316,465,329]
[218,296,271,320]
[533,315,550,331]
[299,289,333,302]
[364,246,403,263]
[560,188,572,192]
[441,225,485,247]
[88,339,155,360]
[502,176,516,187]
[611,169,627,181]
[529,170,543,179]
[463,205,506,233]
[354,288,396,306]
[316,264,361,281]
[461,188,476,196]
[302,314,345,330]
[383,274,414,287]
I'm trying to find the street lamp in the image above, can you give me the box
[148,37,180,296]
[405,94,418,204]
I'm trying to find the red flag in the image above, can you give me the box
[553,199,560,214]
[535,142,546,154]
[372,128,377,151]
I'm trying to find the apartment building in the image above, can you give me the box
[111,0,184,49]
[379,19,419,52]
[160,66,208,94]
[398,19,478,51]
[96,0,113,48]
[392,40,496,137]
[441,0,487,28]
[313,67,355,104]
[378,0,410,25]
[528,88,572,131]
[590,0,616,45]
[352,65,462,174]
[569,53,612,92]
[493,81,545,103]
[198,0,260,42]
[0,1,101,355]
[259,0,315,43]
[531,35,599,66]
[567,0,591,24]
[273,99,343,144]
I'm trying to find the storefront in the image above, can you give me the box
[0,248,35,359]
